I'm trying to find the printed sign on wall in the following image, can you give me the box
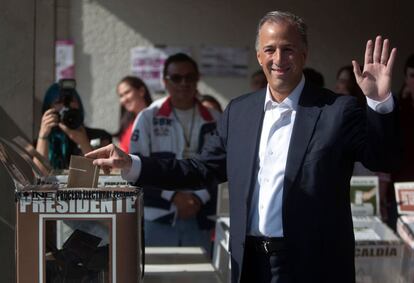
[200,46,249,77]
[55,40,75,82]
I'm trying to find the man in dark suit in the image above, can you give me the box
[87,11,400,283]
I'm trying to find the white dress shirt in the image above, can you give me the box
[247,76,304,237]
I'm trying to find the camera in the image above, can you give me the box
[57,79,83,129]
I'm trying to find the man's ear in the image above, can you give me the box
[257,51,263,66]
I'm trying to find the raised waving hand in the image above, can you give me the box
[352,35,397,101]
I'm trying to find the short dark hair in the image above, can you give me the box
[255,11,308,51]
[163,53,199,78]
[404,54,414,75]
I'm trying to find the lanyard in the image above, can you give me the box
[171,105,196,148]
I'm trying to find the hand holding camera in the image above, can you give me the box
[58,123,92,154]
[38,79,84,138]
[56,79,83,130]
[38,109,59,139]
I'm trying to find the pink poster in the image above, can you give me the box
[55,40,75,82]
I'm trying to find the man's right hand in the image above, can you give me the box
[85,144,132,174]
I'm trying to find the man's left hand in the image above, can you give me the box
[352,35,397,101]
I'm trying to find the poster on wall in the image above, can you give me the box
[200,46,249,77]
[55,40,75,82]
[130,46,191,93]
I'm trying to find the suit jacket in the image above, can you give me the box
[136,82,402,283]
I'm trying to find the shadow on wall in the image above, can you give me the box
[69,1,92,125]
[34,95,45,141]
[0,106,29,142]
[71,0,265,127]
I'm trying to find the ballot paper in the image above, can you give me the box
[67,155,99,188]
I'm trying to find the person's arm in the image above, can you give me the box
[129,111,150,156]
[59,123,93,154]
[136,102,230,189]
[35,109,59,168]
[129,109,204,218]
[129,110,168,200]
[347,36,402,171]
[86,99,230,188]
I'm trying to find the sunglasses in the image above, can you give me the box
[165,74,198,84]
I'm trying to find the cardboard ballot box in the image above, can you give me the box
[212,216,404,283]
[395,182,414,283]
[353,216,403,283]
[0,141,143,283]
[350,176,403,283]
[351,177,403,283]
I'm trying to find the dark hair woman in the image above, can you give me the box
[36,82,112,170]
[115,76,152,153]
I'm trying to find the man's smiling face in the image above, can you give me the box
[256,21,307,100]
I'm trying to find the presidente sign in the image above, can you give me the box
[17,190,138,214]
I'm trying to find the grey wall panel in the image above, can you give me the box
[34,0,56,139]
[0,161,17,282]
[0,0,35,139]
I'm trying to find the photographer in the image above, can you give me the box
[36,80,112,170]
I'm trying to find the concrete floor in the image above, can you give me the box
[144,247,222,283]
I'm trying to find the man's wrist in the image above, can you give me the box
[366,93,394,114]
[121,154,142,182]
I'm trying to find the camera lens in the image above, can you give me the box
[59,108,83,129]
